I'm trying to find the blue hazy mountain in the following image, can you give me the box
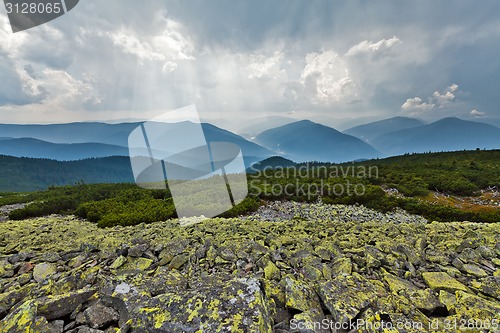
[343,116,425,143]
[254,120,380,163]
[0,122,273,164]
[470,117,500,128]
[0,138,130,161]
[372,117,500,155]
[0,122,139,146]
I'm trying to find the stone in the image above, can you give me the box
[331,257,352,275]
[0,283,34,317]
[475,276,500,299]
[421,271,468,293]
[48,320,65,333]
[461,263,488,278]
[263,261,281,281]
[383,273,443,315]
[284,276,320,312]
[37,288,97,320]
[84,301,120,329]
[109,256,127,270]
[168,254,189,270]
[124,278,273,332]
[33,262,57,282]
[128,244,148,258]
[0,260,15,278]
[119,257,153,272]
[0,300,50,333]
[318,273,381,325]
[454,290,500,322]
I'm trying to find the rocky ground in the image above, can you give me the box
[0,201,500,332]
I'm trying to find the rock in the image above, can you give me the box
[33,262,57,282]
[37,288,97,320]
[17,262,34,275]
[84,301,120,329]
[0,283,34,317]
[125,278,273,332]
[291,308,331,333]
[284,276,320,312]
[396,244,422,266]
[109,256,127,270]
[168,254,189,270]
[146,269,187,296]
[318,273,381,325]
[438,290,457,313]
[48,320,65,333]
[118,257,153,272]
[461,263,488,277]
[263,261,280,281]
[0,300,50,333]
[421,271,468,293]
[383,273,443,314]
[475,276,500,299]
[7,252,29,264]
[454,290,500,322]
[73,327,105,333]
[331,257,352,275]
[0,260,15,278]
[128,244,148,258]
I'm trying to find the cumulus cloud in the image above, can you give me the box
[1,1,499,124]
[247,51,285,80]
[346,36,401,57]
[401,97,435,113]
[301,50,357,104]
[470,109,485,117]
[402,84,460,114]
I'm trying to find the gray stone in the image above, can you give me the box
[33,263,57,282]
[84,301,120,329]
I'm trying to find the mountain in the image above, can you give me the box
[343,116,425,143]
[0,138,130,161]
[200,123,273,160]
[237,116,296,138]
[372,117,500,155]
[0,155,134,192]
[254,120,380,163]
[0,122,140,146]
[469,117,500,129]
[248,156,297,172]
[0,122,273,164]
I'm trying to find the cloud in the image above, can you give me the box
[470,109,485,117]
[301,50,357,104]
[246,51,286,80]
[1,1,500,124]
[402,84,460,114]
[346,36,401,57]
[402,97,435,113]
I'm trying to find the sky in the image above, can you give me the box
[1,0,500,129]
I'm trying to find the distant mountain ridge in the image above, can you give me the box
[0,138,130,161]
[372,117,500,155]
[1,116,500,165]
[0,122,273,164]
[343,116,425,143]
[254,120,380,163]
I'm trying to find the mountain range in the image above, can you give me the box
[254,120,380,162]
[371,117,500,156]
[343,116,426,143]
[1,116,499,167]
